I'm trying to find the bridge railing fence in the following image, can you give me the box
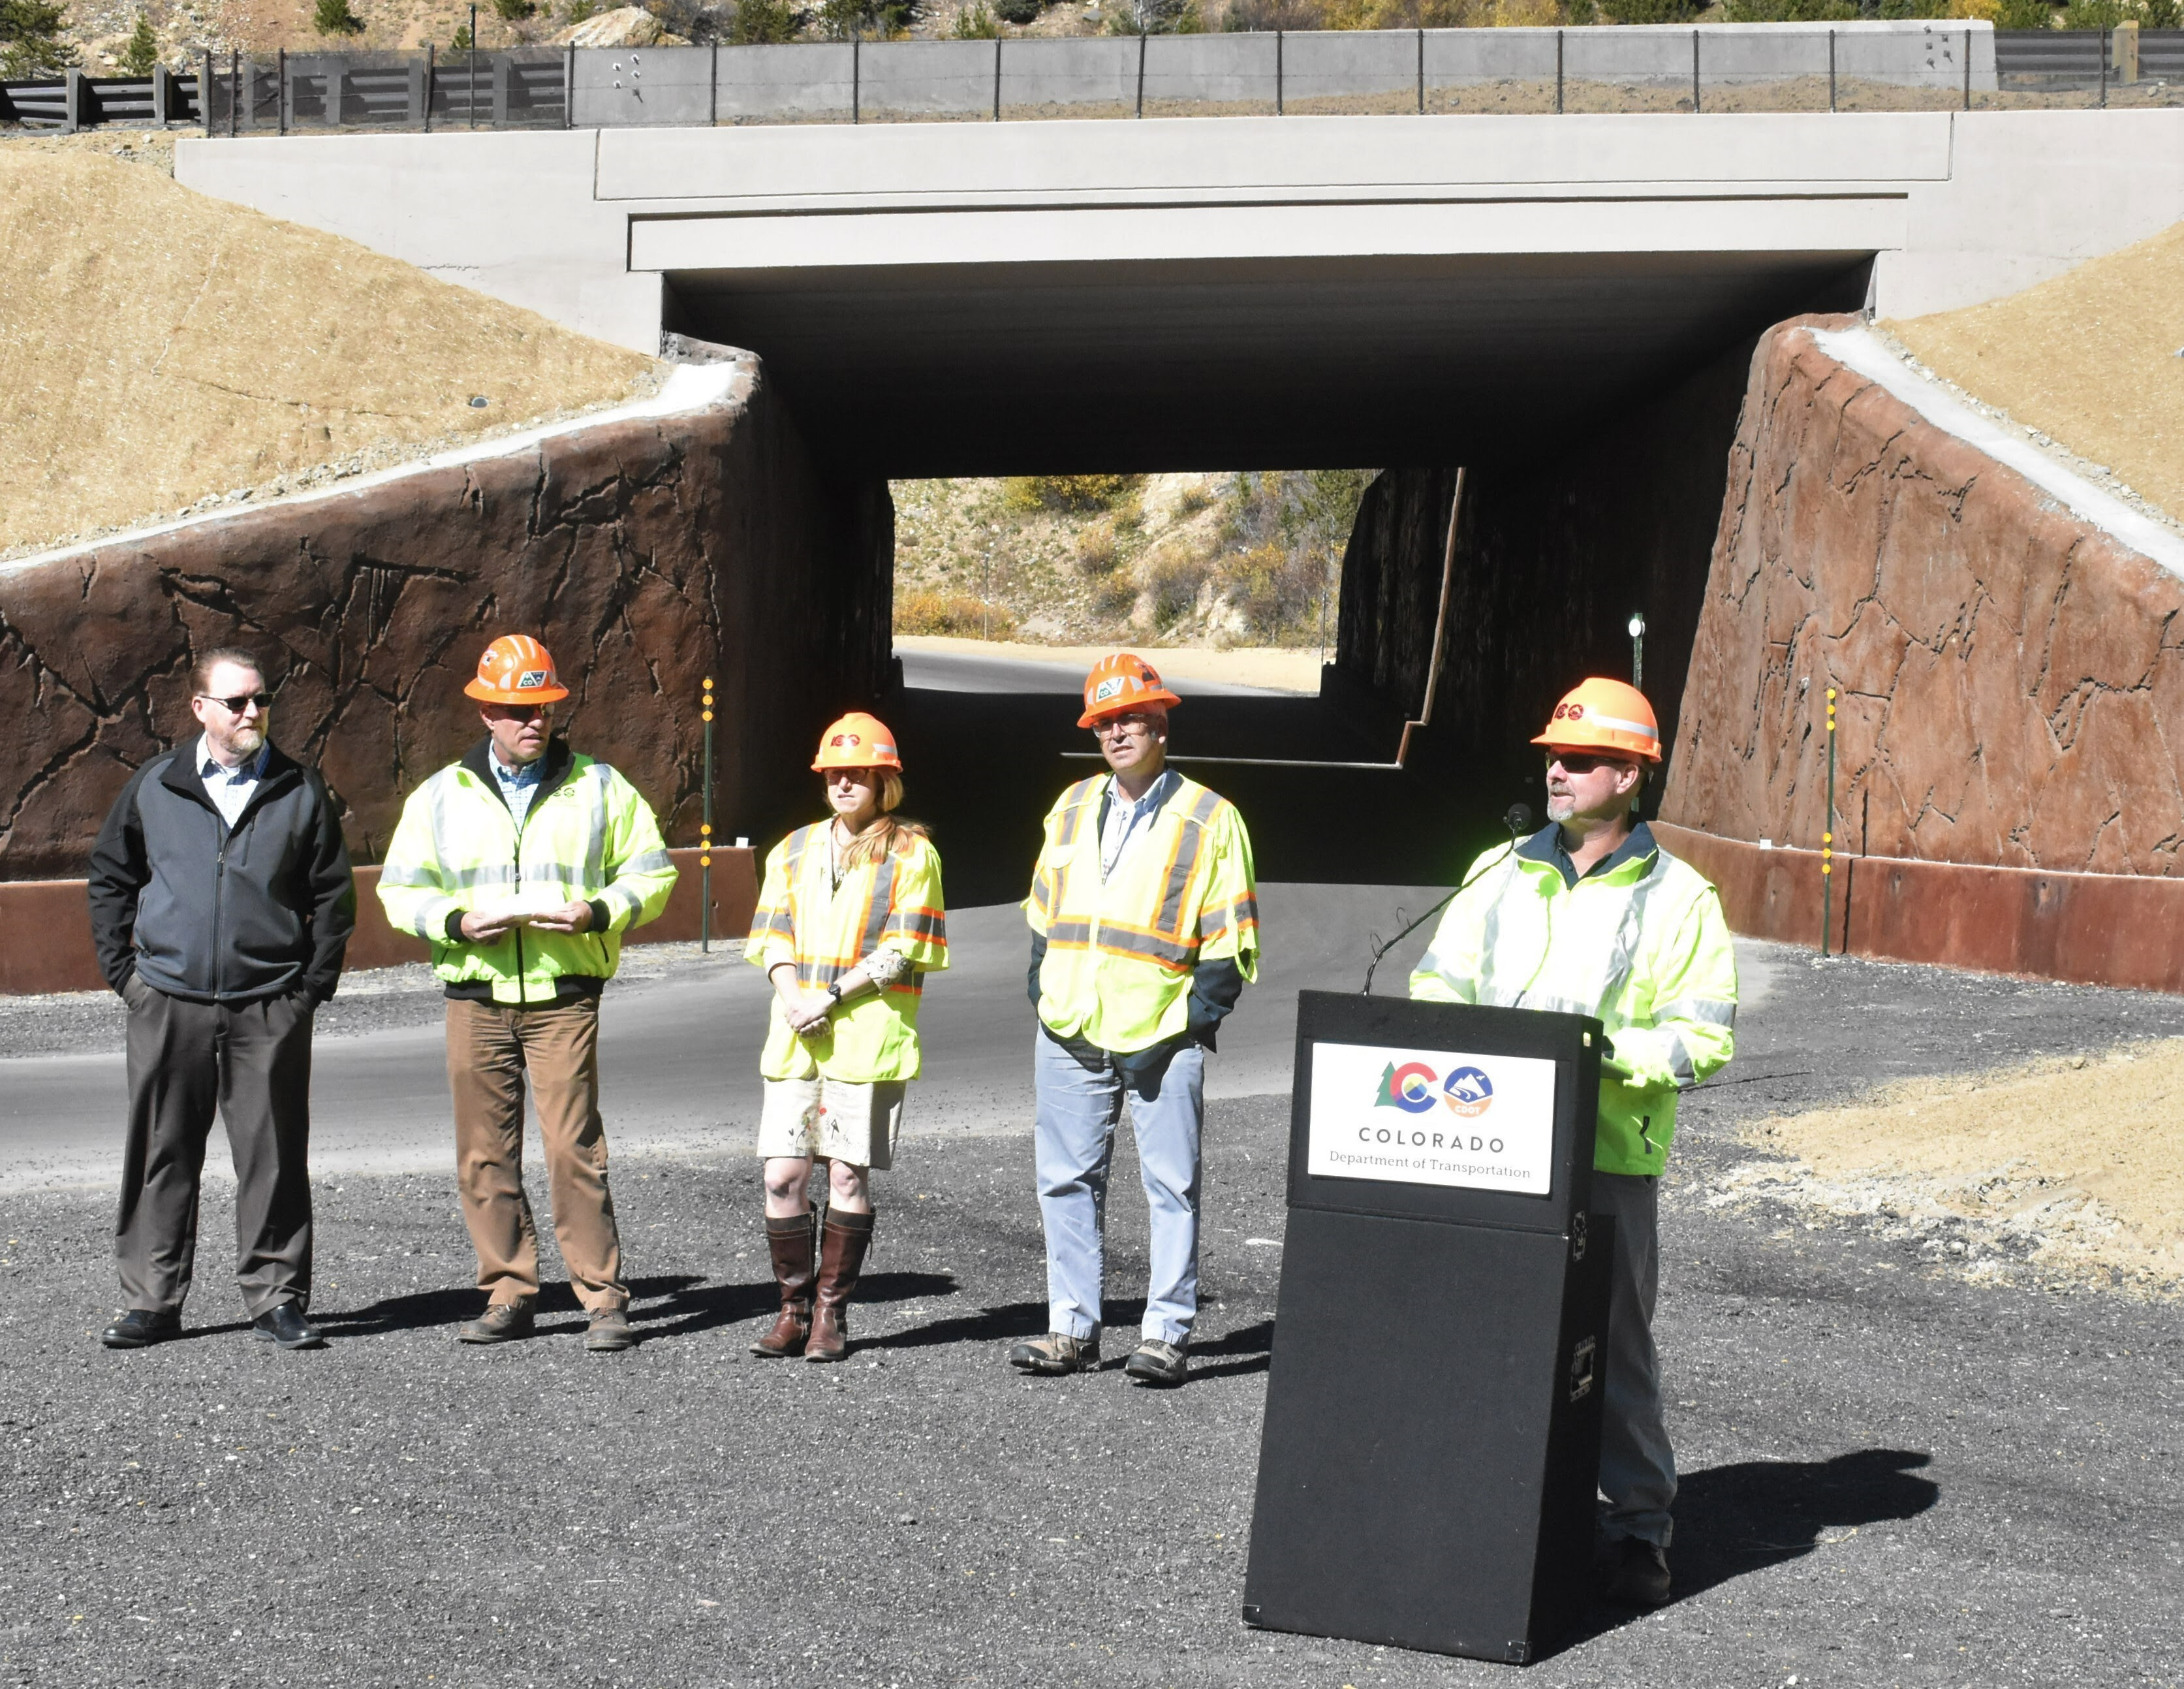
[8,24,2178,135]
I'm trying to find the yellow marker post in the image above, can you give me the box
[1820,686,1837,957]
[700,676,715,953]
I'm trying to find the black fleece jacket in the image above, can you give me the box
[87,742,356,1005]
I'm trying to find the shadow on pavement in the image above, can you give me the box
[1567,1447,1941,1647]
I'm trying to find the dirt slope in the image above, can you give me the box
[0,146,655,558]
[1737,1041,2184,1296]
[1884,220,2184,526]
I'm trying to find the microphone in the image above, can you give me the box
[1362,801,1533,996]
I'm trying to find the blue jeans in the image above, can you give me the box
[1033,1030,1206,1347]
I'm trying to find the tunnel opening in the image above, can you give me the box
[660,248,1873,901]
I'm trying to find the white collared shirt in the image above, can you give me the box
[197,735,268,830]
[1099,767,1180,881]
[491,752,544,826]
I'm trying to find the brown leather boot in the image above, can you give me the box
[751,1212,817,1357]
[803,1207,874,1364]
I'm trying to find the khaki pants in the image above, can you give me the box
[445,997,625,1312]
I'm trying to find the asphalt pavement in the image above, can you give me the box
[4,900,2182,1688]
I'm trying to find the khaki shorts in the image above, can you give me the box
[757,1075,907,1171]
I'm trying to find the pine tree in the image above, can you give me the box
[119,10,157,74]
[313,0,364,34]
[0,0,76,77]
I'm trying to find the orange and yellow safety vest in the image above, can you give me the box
[1024,772,1258,1053]
[747,822,948,1083]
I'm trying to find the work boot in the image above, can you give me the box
[1006,1332,1100,1376]
[585,1307,636,1352]
[804,1208,874,1364]
[456,1301,535,1344]
[1124,1337,1189,1388]
[1601,1537,1671,1609]
[751,1212,817,1357]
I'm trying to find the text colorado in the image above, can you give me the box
[1357,1124,1505,1154]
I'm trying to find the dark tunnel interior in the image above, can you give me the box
[669,249,1875,902]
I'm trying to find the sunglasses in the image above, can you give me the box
[1544,751,1625,776]
[488,704,552,723]
[198,692,272,714]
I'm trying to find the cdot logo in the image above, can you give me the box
[1093,676,1127,704]
[1373,1059,1495,1118]
[516,669,551,689]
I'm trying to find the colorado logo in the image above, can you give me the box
[516,669,550,689]
[1093,676,1128,704]
[1374,1060,1495,1118]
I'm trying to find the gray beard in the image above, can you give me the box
[1545,793,1574,823]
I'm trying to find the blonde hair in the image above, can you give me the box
[832,768,929,868]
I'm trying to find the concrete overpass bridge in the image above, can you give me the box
[151,104,2184,913]
[175,108,2184,473]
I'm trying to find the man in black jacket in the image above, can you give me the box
[87,648,355,1350]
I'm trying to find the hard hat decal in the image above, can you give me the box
[1093,677,1127,704]
[517,670,548,689]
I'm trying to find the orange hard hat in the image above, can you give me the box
[463,634,570,705]
[812,712,902,772]
[1532,677,1662,763]
[1077,652,1183,729]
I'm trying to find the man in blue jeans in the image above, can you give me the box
[1009,654,1260,1389]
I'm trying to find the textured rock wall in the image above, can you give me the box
[1662,317,2184,877]
[1334,336,1755,799]
[0,354,893,879]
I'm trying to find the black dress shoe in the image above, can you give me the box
[1601,1536,1671,1609]
[252,1302,326,1350]
[101,1308,180,1349]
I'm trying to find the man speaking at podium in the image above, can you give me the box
[1409,678,1737,1610]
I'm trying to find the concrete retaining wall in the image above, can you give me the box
[1658,315,2184,990]
[0,351,892,885]
[1662,315,2184,879]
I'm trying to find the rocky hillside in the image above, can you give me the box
[892,469,1373,649]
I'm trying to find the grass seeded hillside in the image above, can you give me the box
[0,146,656,558]
[1884,219,2184,526]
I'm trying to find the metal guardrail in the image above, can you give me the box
[5,26,2178,135]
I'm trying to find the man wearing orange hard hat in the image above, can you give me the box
[378,635,677,1353]
[1012,653,1259,1390]
[1410,676,1737,1611]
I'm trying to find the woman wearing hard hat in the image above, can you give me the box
[744,712,948,1363]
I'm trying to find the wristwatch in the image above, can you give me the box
[825,983,844,1006]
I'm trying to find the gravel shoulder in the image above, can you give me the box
[3,945,2181,1687]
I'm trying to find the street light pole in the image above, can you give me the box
[1627,612,1646,692]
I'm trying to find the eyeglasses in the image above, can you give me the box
[1093,715,1157,739]
[198,692,272,714]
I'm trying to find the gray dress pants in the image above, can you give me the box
[1592,1170,1676,1547]
[115,977,316,1318]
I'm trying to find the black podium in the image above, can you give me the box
[1241,990,1613,1664]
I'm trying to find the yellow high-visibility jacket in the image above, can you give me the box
[1409,822,1736,1177]
[747,822,948,1084]
[1024,772,1259,1054]
[377,740,677,1005]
